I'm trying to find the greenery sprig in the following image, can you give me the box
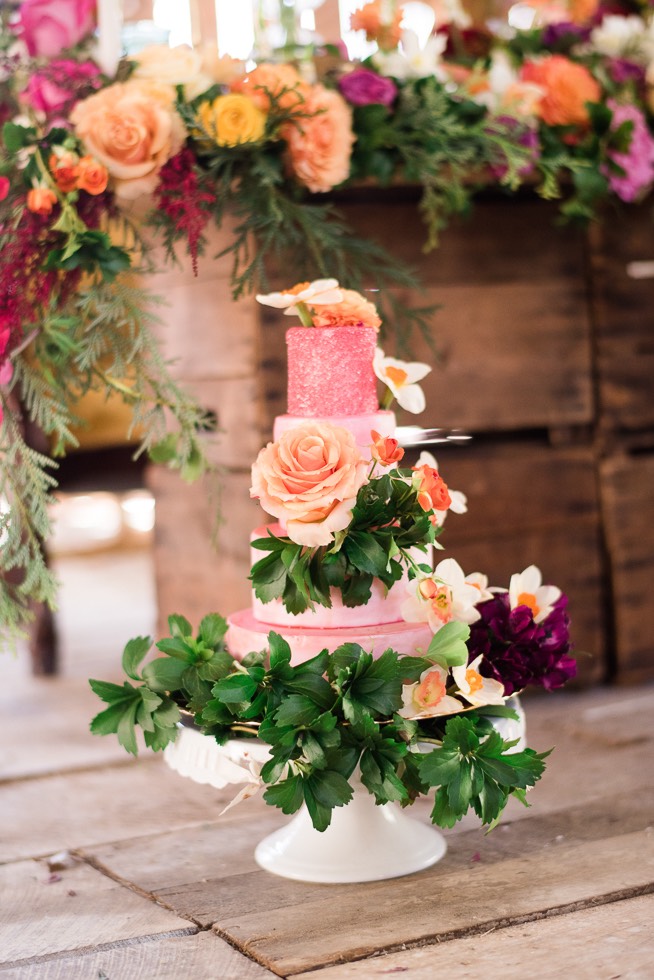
[90,615,549,833]
[250,467,438,616]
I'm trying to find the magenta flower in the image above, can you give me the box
[339,68,397,108]
[18,0,96,59]
[467,592,576,696]
[604,100,654,203]
[24,59,101,116]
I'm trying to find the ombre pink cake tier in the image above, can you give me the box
[273,410,395,455]
[251,524,413,628]
[227,609,433,666]
[286,326,378,416]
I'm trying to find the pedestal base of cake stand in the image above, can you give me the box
[254,789,447,884]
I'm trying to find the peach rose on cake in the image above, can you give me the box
[520,56,601,127]
[251,422,368,547]
[285,85,354,194]
[70,80,185,200]
[310,289,381,330]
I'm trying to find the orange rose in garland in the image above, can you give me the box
[520,56,601,127]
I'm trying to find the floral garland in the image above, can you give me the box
[2,0,654,643]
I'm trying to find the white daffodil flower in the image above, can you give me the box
[509,564,561,623]
[255,278,343,310]
[452,655,506,707]
[464,572,494,603]
[374,29,448,81]
[398,664,463,719]
[373,346,431,414]
[402,557,482,633]
[590,15,654,63]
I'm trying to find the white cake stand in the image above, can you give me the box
[163,700,526,884]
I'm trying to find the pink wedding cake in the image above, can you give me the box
[226,323,434,665]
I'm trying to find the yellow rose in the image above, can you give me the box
[197,93,266,148]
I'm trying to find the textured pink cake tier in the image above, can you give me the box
[273,410,395,455]
[286,326,379,416]
[227,609,434,666]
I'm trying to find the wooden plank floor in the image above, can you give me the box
[2,545,653,978]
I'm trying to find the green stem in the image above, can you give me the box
[380,386,395,410]
[295,301,314,328]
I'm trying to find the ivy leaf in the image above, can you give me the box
[121,636,152,680]
[213,673,259,705]
[344,530,389,577]
[274,694,322,728]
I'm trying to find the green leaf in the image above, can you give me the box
[155,636,194,661]
[344,530,389,577]
[3,121,35,152]
[303,783,333,832]
[117,700,139,756]
[426,621,470,668]
[90,702,130,737]
[417,746,463,787]
[307,770,353,809]
[89,678,136,704]
[213,673,258,704]
[274,694,322,728]
[168,614,193,638]
[148,434,178,464]
[121,636,152,680]
[141,656,187,693]
[198,613,227,647]
[268,631,292,670]
[263,774,305,814]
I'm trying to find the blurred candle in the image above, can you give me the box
[96,0,123,76]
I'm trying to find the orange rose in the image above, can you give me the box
[76,155,109,195]
[232,62,308,114]
[70,79,185,199]
[285,85,354,194]
[413,464,452,513]
[371,430,404,467]
[251,421,369,547]
[350,0,403,51]
[49,151,79,193]
[26,186,58,215]
[311,288,381,330]
[521,56,601,127]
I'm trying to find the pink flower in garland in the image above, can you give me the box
[24,59,102,117]
[18,0,96,59]
[0,177,9,202]
[603,100,654,202]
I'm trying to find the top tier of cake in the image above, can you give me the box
[285,325,379,417]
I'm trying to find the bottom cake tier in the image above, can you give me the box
[227,609,433,665]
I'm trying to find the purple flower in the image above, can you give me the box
[603,99,654,203]
[606,58,646,86]
[542,22,591,48]
[467,592,576,696]
[338,68,397,108]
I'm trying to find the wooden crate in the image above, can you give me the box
[600,452,654,682]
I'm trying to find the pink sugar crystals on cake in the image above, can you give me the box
[286,325,379,416]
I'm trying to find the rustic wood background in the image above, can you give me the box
[147,191,654,686]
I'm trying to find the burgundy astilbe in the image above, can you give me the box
[155,149,215,275]
[468,592,576,696]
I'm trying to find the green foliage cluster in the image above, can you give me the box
[90,615,549,833]
[250,467,438,616]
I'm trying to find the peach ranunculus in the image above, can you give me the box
[520,56,601,127]
[413,464,452,514]
[26,186,58,214]
[371,429,404,467]
[310,289,381,329]
[350,0,404,52]
[250,421,369,547]
[232,63,309,115]
[130,44,213,101]
[285,85,354,194]
[196,93,266,147]
[76,156,109,195]
[70,80,186,200]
